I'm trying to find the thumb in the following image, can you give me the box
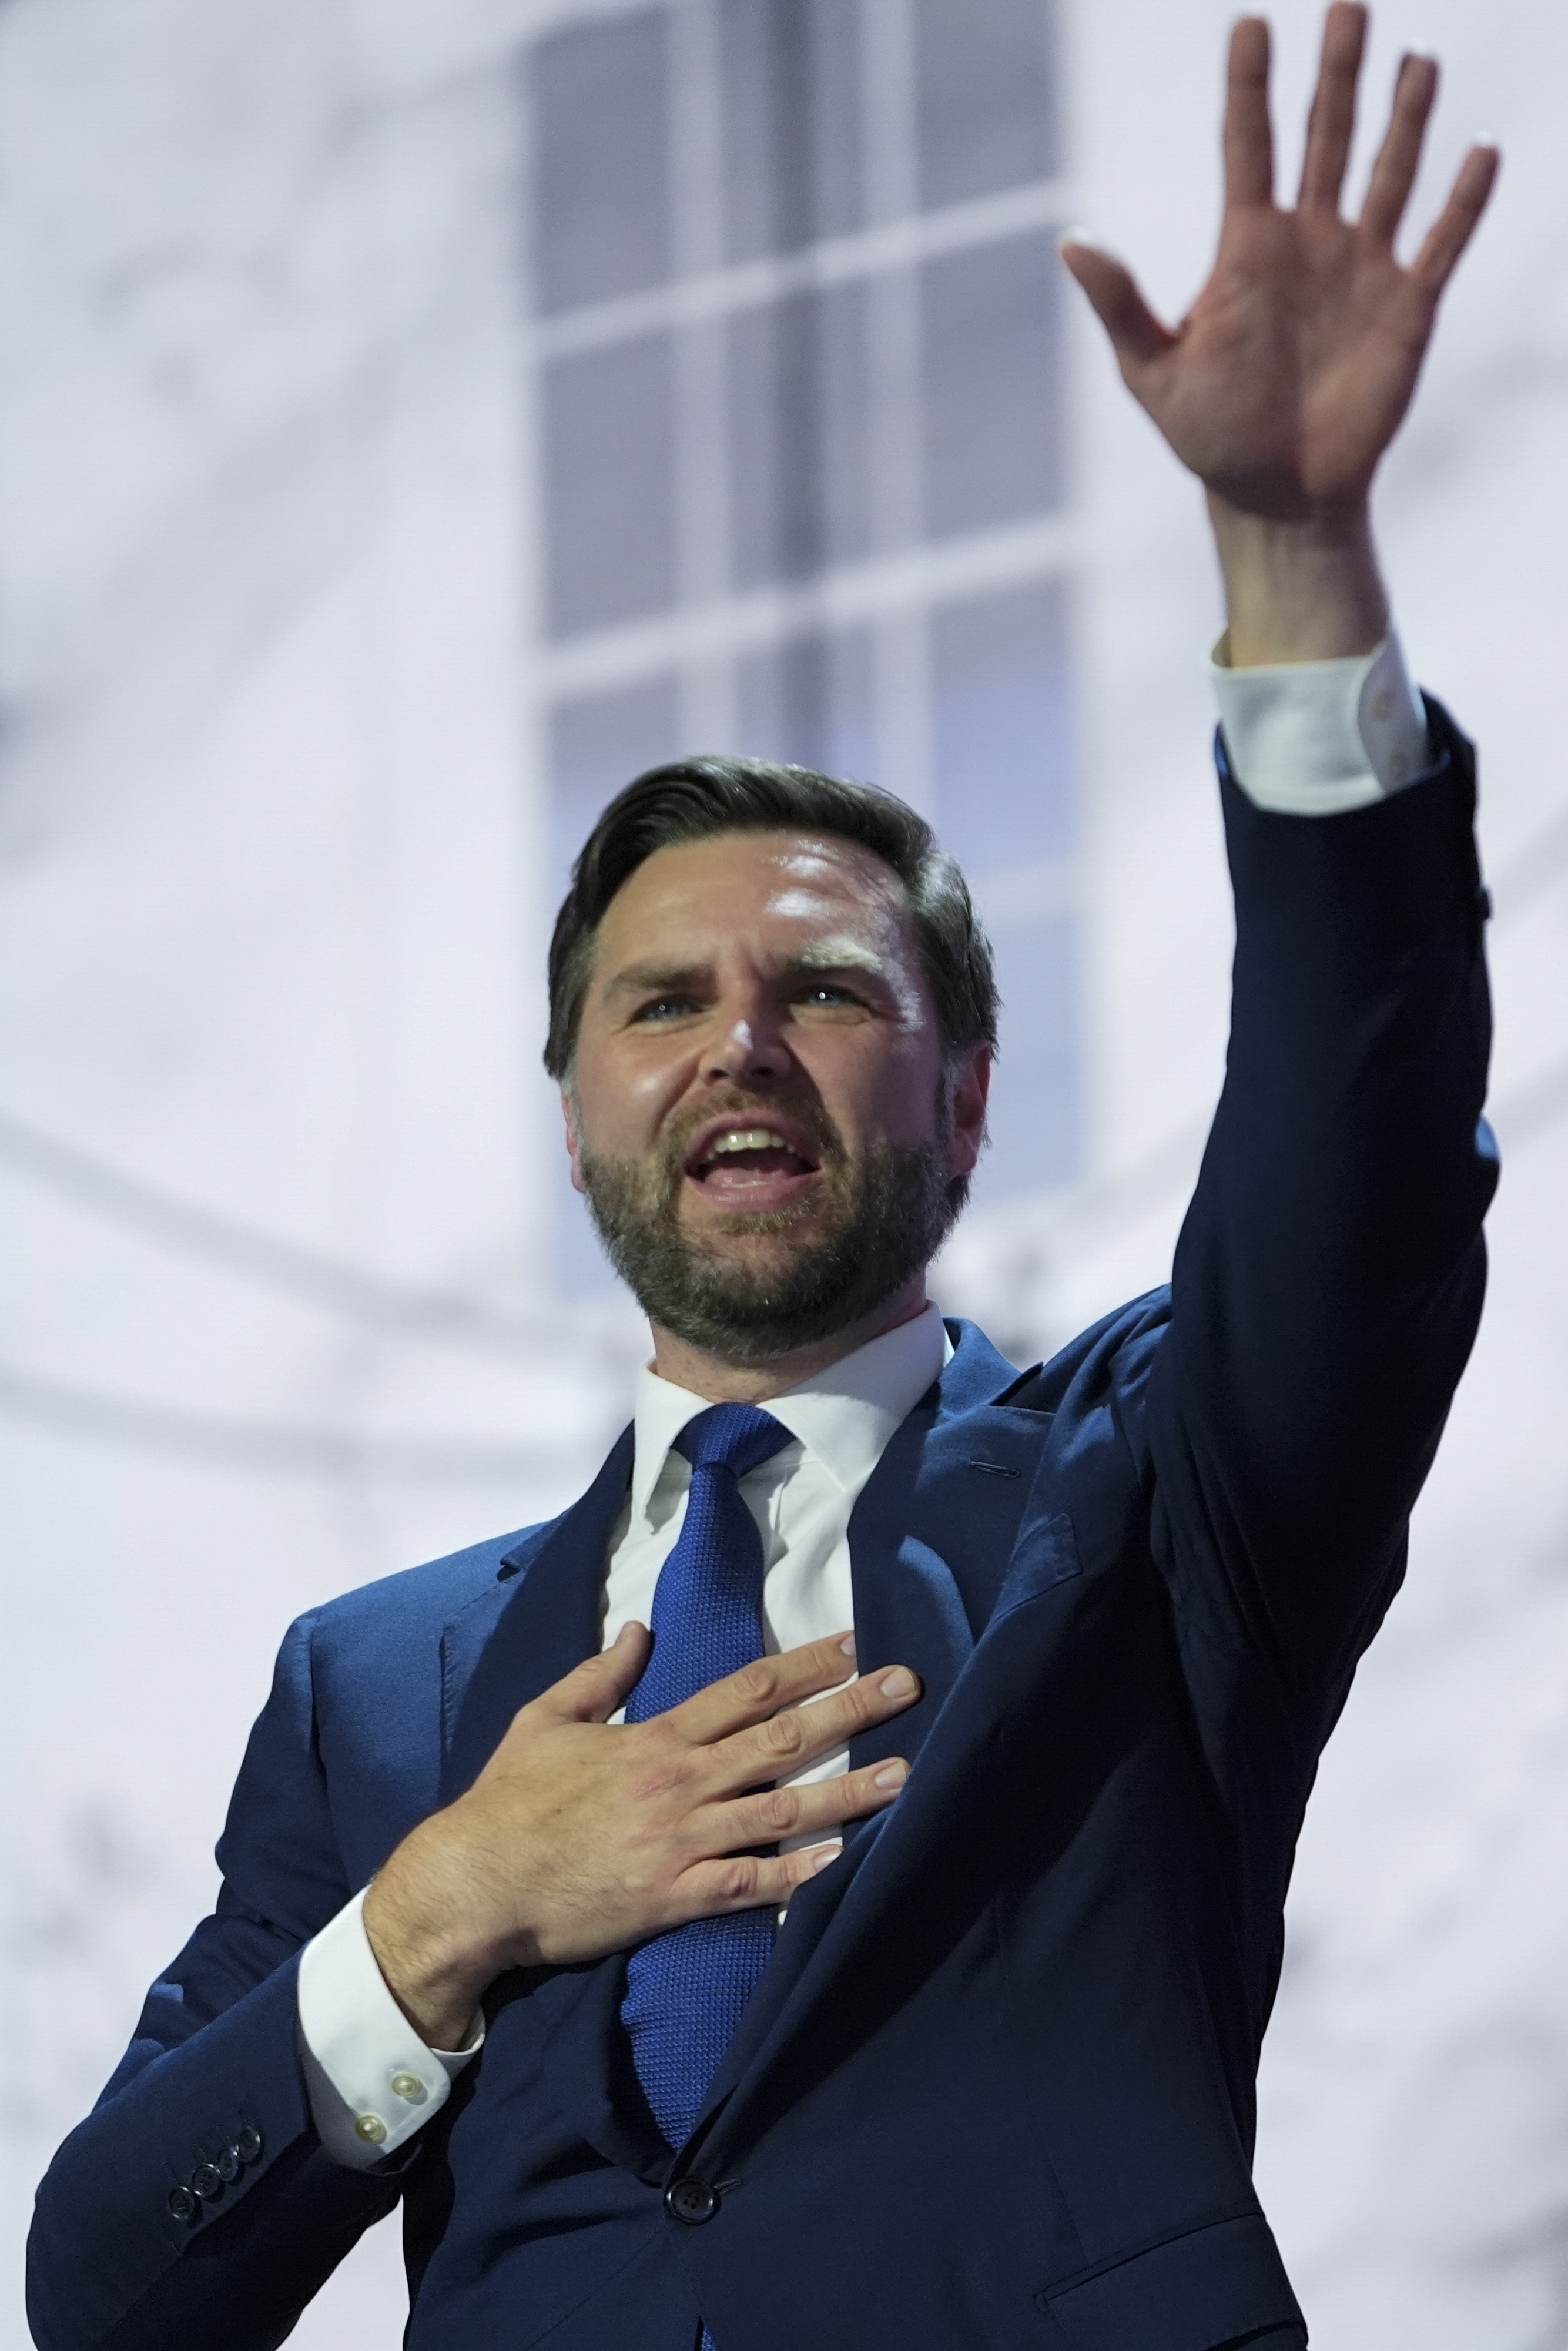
[537,1620,652,1725]
[1059,232,1174,376]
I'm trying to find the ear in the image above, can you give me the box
[562,1089,588,1197]
[944,1047,991,1182]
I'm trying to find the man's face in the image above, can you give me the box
[564,829,990,1364]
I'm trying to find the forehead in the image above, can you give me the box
[598,829,914,959]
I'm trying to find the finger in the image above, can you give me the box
[671,1840,850,1923]
[672,1630,861,1745]
[711,1660,923,1789]
[1060,235,1174,374]
[1223,16,1275,211]
[721,1755,910,1850]
[1298,1,1366,215]
[1359,52,1438,246]
[1409,143,1500,297]
[534,1620,651,1726]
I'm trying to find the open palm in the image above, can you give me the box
[1065,5,1498,520]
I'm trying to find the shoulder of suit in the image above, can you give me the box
[301,1518,557,1647]
[976,1285,1172,1419]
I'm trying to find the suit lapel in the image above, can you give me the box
[843,1319,1060,1783]
[699,1322,1053,2124]
[440,1424,634,1806]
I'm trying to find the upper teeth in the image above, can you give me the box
[708,1128,788,1155]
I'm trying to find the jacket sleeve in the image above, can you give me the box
[27,1612,410,2351]
[1143,699,1496,1703]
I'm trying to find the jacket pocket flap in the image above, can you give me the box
[1040,2211,1303,2349]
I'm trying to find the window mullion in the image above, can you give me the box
[668,0,735,751]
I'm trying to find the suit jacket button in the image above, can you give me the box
[167,2185,196,2221]
[190,2164,223,2200]
[235,2126,262,2164]
[216,2146,240,2182]
[665,2178,719,2225]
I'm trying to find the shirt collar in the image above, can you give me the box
[628,1302,952,1528]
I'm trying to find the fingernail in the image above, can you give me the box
[812,1843,843,1873]
[873,1760,908,1790]
[839,1632,857,1658]
[880,1667,918,1699]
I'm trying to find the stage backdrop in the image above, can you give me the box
[3,0,1566,2342]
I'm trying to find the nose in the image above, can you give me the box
[702,999,792,1087]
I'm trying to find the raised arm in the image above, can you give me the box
[1062,3,1497,663]
[1061,7,1499,1691]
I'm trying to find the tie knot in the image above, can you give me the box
[674,1402,792,1482]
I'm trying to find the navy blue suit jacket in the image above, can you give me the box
[29,718,1496,2351]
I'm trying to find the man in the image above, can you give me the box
[29,11,1499,2347]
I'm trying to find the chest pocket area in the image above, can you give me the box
[990,1510,1083,1623]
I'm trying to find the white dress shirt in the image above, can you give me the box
[601,1303,951,1694]
[1211,628,1430,809]
[296,635,1436,2168]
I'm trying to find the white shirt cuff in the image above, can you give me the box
[296,1887,483,2171]
[1210,629,1432,815]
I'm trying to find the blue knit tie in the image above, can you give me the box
[621,1403,793,2167]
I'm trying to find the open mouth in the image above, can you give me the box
[685,1121,823,1203]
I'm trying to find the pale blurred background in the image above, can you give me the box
[3,0,1566,2342]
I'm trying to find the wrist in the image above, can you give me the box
[362,1822,501,2051]
[1207,493,1388,667]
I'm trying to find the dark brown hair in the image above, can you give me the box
[543,755,999,1082]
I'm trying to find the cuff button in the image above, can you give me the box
[353,2113,388,2145]
[216,2146,240,2183]
[390,2072,427,2105]
[235,2125,262,2164]
[191,2164,223,2200]
[167,2185,196,2221]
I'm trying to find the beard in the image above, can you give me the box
[577,1094,962,1367]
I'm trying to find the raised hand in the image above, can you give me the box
[363,1626,920,2049]
[1063,5,1499,660]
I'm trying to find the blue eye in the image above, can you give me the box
[632,996,698,1022]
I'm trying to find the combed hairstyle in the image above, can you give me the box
[544,756,999,1083]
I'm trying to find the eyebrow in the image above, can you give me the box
[599,943,900,1004]
[790,939,900,983]
[599,962,711,1004]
